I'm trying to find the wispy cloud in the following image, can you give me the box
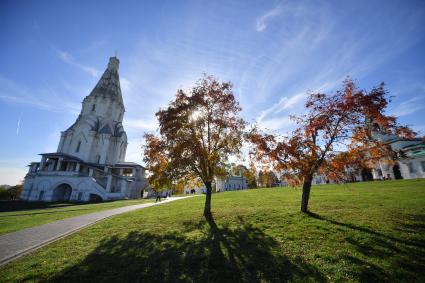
[55,49,100,77]
[257,92,306,122]
[256,4,282,32]
[16,113,22,135]
[391,96,425,117]
[0,76,79,114]
[258,116,295,131]
[248,0,425,133]
[80,40,107,53]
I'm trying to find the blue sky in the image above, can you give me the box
[1,0,425,185]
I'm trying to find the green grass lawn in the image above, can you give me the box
[0,198,152,235]
[1,179,424,282]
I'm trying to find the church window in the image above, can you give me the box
[76,141,81,153]
[92,104,96,111]
[78,192,83,201]
[96,155,100,163]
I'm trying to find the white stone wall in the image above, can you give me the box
[21,171,147,202]
[59,112,127,165]
[22,174,108,202]
[216,176,247,192]
[399,156,425,179]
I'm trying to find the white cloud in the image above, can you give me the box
[56,49,100,77]
[256,4,282,32]
[257,92,306,122]
[258,116,295,131]
[391,96,425,117]
[16,114,22,136]
[0,76,79,114]
[80,40,107,53]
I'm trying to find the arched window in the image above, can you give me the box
[76,141,81,153]
[92,104,96,111]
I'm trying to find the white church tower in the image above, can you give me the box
[58,56,127,165]
[21,57,148,202]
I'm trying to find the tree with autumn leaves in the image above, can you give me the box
[143,75,246,219]
[248,79,415,213]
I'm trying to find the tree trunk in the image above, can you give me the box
[204,181,212,219]
[301,176,312,213]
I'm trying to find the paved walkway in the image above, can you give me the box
[0,196,191,266]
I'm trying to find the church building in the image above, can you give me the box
[370,124,425,180]
[20,57,148,202]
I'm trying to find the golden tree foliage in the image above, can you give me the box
[144,75,246,218]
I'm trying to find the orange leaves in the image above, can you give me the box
[248,78,417,183]
[144,74,246,186]
[143,134,171,190]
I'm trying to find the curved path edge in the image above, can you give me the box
[0,196,192,266]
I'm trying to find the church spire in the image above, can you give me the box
[88,56,124,106]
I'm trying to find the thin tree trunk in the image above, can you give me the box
[204,181,212,219]
[301,176,312,213]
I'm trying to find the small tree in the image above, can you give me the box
[0,187,9,200]
[243,163,258,188]
[248,79,414,213]
[8,184,23,200]
[143,134,172,193]
[144,75,246,219]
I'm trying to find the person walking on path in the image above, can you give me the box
[155,190,161,202]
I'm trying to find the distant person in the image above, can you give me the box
[155,191,161,202]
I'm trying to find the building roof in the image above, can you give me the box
[39,152,145,168]
[39,152,84,162]
[402,142,425,150]
[114,162,146,169]
[88,57,124,108]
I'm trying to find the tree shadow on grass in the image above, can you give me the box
[0,208,95,217]
[0,200,123,213]
[0,201,76,212]
[47,216,324,283]
[307,212,425,282]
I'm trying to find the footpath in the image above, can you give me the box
[0,196,190,266]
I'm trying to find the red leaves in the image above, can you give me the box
[248,78,416,182]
